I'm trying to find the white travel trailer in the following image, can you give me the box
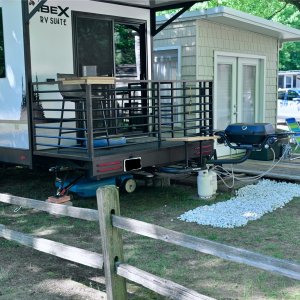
[0,0,214,179]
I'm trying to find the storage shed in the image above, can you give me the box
[154,7,300,155]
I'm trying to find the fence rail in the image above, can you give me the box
[112,215,300,281]
[97,185,300,300]
[0,224,103,269]
[116,263,214,300]
[0,193,98,221]
[1,188,300,300]
[0,193,103,276]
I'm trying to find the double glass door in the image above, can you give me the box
[215,55,264,156]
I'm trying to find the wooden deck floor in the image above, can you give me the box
[225,156,300,182]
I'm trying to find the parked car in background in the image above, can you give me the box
[277,88,300,123]
[278,88,300,102]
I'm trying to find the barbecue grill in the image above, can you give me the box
[224,123,275,146]
[210,123,289,165]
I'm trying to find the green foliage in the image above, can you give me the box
[158,0,300,71]
[157,0,287,17]
[0,8,5,78]
[114,24,136,65]
[192,0,287,18]
[279,42,300,70]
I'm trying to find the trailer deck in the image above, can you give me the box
[31,79,214,177]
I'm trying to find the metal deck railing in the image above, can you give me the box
[31,79,213,160]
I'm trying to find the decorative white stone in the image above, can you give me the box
[178,179,300,228]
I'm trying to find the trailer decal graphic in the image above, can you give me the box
[40,5,70,17]
[33,4,70,26]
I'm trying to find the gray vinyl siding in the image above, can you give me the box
[154,15,279,126]
[196,20,278,125]
[154,20,197,81]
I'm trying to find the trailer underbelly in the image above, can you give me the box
[33,140,214,178]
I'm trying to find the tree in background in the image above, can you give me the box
[287,0,300,11]
[159,0,300,71]
[272,3,300,70]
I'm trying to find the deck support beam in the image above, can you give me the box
[151,2,197,36]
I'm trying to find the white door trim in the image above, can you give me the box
[214,51,266,125]
[214,51,266,61]
[213,52,266,157]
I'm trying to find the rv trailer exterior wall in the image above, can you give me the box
[29,0,152,82]
[0,0,29,149]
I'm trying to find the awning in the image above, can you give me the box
[96,0,206,10]
[28,0,208,36]
[95,0,208,36]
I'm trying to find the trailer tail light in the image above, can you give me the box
[96,161,122,173]
[124,157,141,172]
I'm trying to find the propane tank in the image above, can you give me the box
[210,170,218,195]
[197,169,217,199]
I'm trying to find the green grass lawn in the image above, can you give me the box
[0,166,299,299]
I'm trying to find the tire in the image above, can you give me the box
[122,178,137,193]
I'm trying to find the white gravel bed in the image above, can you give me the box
[179,179,300,228]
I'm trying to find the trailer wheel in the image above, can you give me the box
[123,178,137,193]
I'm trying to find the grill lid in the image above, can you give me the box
[224,123,275,145]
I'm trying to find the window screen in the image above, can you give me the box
[73,14,114,77]
[0,8,5,78]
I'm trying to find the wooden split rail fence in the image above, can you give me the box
[0,187,300,300]
[0,193,101,269]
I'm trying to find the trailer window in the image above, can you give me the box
[0,8,5,78]
[73,14,114,76]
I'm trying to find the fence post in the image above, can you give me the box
[97,185,127,300]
